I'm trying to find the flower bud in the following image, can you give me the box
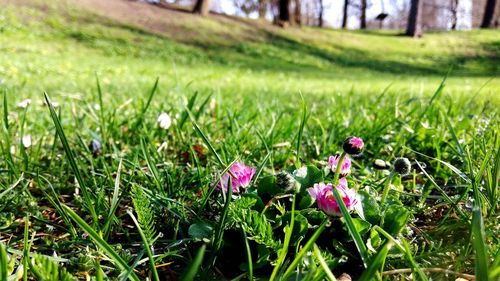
[89,139,102,158]
[275,172,295,192]
[22,135,32,149]
[342,136,364,155]
[393,157,411,176]
[157,112,172,130]
[373,159,390,170]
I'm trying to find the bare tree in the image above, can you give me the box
[481,0,497,27]
[342,0,349,28]
[193,0,212,15]
[258,0,268,19]
[294,0,302,25]
[450,0,459,29]
[318,0,324,27]
[406,0,424,36]
[360,0,367,29]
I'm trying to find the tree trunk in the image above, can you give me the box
[258,0,267,19]
[480,0,497,28]
[294,0,302,25]
[279,0,290,23]
[192,0,212,16]
[360,0,367,29]
[406,0,423,37]
[450,0,458,30]
[318,0,324,27]
[342,0,349,29]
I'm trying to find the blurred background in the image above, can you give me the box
[149,0,499,31]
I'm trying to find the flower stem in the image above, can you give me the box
[380,172,395,206]
[332,152,347,186]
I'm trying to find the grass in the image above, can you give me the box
[0,0,499,280]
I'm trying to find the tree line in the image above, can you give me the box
[164,0,499,36]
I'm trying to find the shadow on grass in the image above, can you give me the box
[58,5,499,78]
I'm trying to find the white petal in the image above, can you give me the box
[22,135,32,148]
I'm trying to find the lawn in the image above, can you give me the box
[0,0,499,280]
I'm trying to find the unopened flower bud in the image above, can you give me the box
[373,159,390,170]
[89,139,102,158]
[22,135,32,149]
[276,172,295,192]
[393,157,411,176]
[343,136,364,155]
[157,112,171,130]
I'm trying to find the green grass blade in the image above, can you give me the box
[209,176,232,266]
[22,214,29,281]
[373,226,428,281]
[95,74,107,147]
[417,74,447,120]
[295,94,307,168]
[187,108,225,167]
[132,77,159,130]
[0,242,7,280]
[181,244,206,281]
[178,91,198,129]
[1,91,18,178]
[62,205,141,281]
[242,228,253,281]
[282,220,327,279]
[44,93,98,227]
[127,210,160,281]
[36,174,77,238]
[313,244,336,281]
[103,158,123,238]
[270,195,296,281]
[359,242,391,281]
[471,207,489,281]
[140,138,163,192]
[331,186,370,268]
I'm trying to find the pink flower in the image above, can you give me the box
[217,162,256,194]
[328,155,351,176]
[307,178,359,216]
[343,136,364,155]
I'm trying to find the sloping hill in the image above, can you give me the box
[1,0,499,97]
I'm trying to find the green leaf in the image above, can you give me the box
[359,190,381,225]
[188,222,214,241]
[280,213,309,245]
[127,210,160,281]
[241,193,265,212]
[300,208,327,226]
[381,205,410,236]
[350,218,371,236]
[294,165,323,190]
[257,176,281,198]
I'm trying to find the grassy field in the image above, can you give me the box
[0,0,499,280]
